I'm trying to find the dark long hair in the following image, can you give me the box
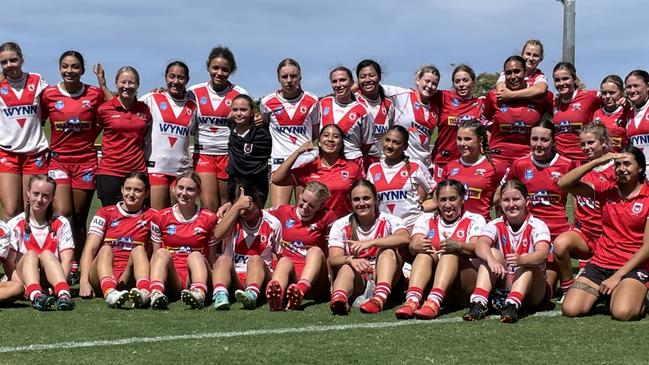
[24,175,57,237]
[347,179,379,242]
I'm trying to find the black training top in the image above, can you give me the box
[226,122,272,176]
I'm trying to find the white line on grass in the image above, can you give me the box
[0,311,560,354]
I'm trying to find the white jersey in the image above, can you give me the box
[188,82,247,155]
[328,211,407,266]
[382,85,437,168]
[7,213,74,260]
[367,158,436,227]
[0,73,48,153]
[627,101,649,169]
[356,92,395,157]
[0,220,12,260]
[222,210,282,274]
[261,91,318,171]
[317,96,374,160]
[412,210,486,244]
[141,92,197,175]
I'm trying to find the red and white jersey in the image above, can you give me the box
[88,203,158,251]
[292,156,363,219]
[552,90,601,161]
[504,153,572,239]
[41,83,104,163]
[328,212,407,266]
[412,210,486,251]
[573,162,616,242]
[367,158,436,227]
[592,106,630,152]
[627,101,649,168]
[222,210,282,273]
[141,92,197,175]
[356,92,395,157]
[152,206,218,256]
[0,221,11,260]
[7,213,74,260]
[497,68,548,88]
[592,182,649,270]
[482,89,553,163]
[0,73,48,154]
[188,82,247,155]
[269,205,337,264]
[382,85,438,167]
[317,96,373,160]
[481,214,551,271]
[261,91,318,165]
[443,156,508,220]
[431,90,484,165]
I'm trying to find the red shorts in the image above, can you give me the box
[113,250,131,281]
[149,173,177,187]
[48,158,96,190]
[0,149,48,174]
[568,225,597,254]
[172,254,190,287]
[193,153,228,179]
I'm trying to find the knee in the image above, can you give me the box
[98,245,114,258]
[213,255,232,270]
[611,303,643,321]
[378,248,397,261]
[561,299,584,318]
[152,248,170,262]
[247,255,264,267]
[306,246,324,259]
[131,245,146,256]
[553,236,571,256]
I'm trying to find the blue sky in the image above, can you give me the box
[2,0,646,97]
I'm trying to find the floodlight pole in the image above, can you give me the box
[558,0,576,64]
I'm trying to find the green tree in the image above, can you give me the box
[473,71,500,97]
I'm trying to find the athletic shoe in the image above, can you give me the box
[463,301,488,321]
[395,301,419,320]
[212,291,230,310]
[129,288,150,308]
[352,279,375,308]
[57,293,75,311]
[330,296,350,315]
[181,289,205,309]
[285,283,303,310]
[235,289,258,309]
[500,303,518,323]
[105,289,130,308]
[67,271,80,286]
[32,293,55,311]
[414,300,440,320]
[359,297,383,314]
[265,280,284,311]
[150,290,169,310]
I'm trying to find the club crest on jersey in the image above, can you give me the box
[500,104,508,113]
[82,171,93,182]
[451,168,460,176]
[300,106,307,114]
[137,220,148,228]
[632,202,644,215]
[137,112,147,120]
[341,171,349,179]
[0,86,8,95]
[524,169,534,181]
[194,227,205,235]
[373,173,382,181]
[550,172,562,181]
[260,235,267,242]
[475,168,486,176]
[456,230,465,239]
[637,271,648,281]
[400,170,408,177]
[522,239,529,248]
[110,220,120,228]
[571,102,581,111]
[452,98,460,107]
[167,225,176,235]
[285,219,295,229]
[225,99,232,106]
[55,100,65,110]
[308,223,318,231]
[82,100,92,108]
[501,235,507,244]
[323,107,330,116]
[244,143,253,155]
[200,97,208,105]
[27,84,35,92]
[159,102,168,111]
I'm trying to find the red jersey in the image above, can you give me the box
[592,106,630,152]
[41,83,105,163]
[505,154,572,239]
[591,182,649,270]
[573,162,616,242]
[152,207,218,256]
[292,156,363,219]
[88,203,158,251]
[431,90,484,165]
[483,90,552,163]
[96,97,152,176]
[222,210,282,273]
[443,156,507,220]
[552,90,601,161]
[269,205,337,264]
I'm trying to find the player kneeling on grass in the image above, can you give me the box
[211,185,281,310]
[8,175,75,311]
[79,172,157,308]
[148,171,218,309]
[266,182,337,311]
[463,180,552,323]
[395,179,486,320]
[328,179,409,315]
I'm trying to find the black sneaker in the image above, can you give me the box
[463,301,488,321]
[67,271,80,286]
[32,293,55,311]
[500,303,518,323]
[57,294,75,311]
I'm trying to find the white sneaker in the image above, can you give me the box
[150,290,169,310]
[129,288,150,308]
[105,289,129,308]
[181,289,205,309]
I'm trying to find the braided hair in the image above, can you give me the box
[24,174,57,238]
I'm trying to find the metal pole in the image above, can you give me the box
[562,0,576,64]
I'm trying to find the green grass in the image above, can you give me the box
[0,299,648,364]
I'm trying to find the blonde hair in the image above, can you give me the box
[415,64,440,79]
[303,181,330,203]
[115,65,140,84]
[521,39,544,59]
[175,170,202,193]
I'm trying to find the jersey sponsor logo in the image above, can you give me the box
[426,229,436,239]
[571,102,581,111]
[285,218,295,229]
[274,125,307,135]
[323,107,330,116]
[632,202,644,215]
[48,169,68,180]
[452,98,460,107]
[529,190,560,206]
[234,254,250,264]
[557,120,582,133]
[378,190,408,202]
[500,121,528,134]
[200,97,208,105]
[91,216,106,227]
[54,118,90,133]
[198,115,229,126]
[630,134,649,146]
[374,124,389,135]
[308,223,318,231]
[194,227,205,235]
[524,169,534,181]
[465,186,482,200]
[167,225,176,235]
[447,116,459,126]
[158,123,189,136]
[550,171,562,181]
[2,105,38,118]
[55,100,64,110]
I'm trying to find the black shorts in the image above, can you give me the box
[581,263,649,287]
[95,174,126,207]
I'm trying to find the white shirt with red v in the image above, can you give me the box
[223,210,282,273]
[0,221,12,260]
[367,158,436,227]
[317,96,374,160]
[412,210,486,251]
[7,213,74,260]
[356,93,395,158]
[628,101,649,168]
